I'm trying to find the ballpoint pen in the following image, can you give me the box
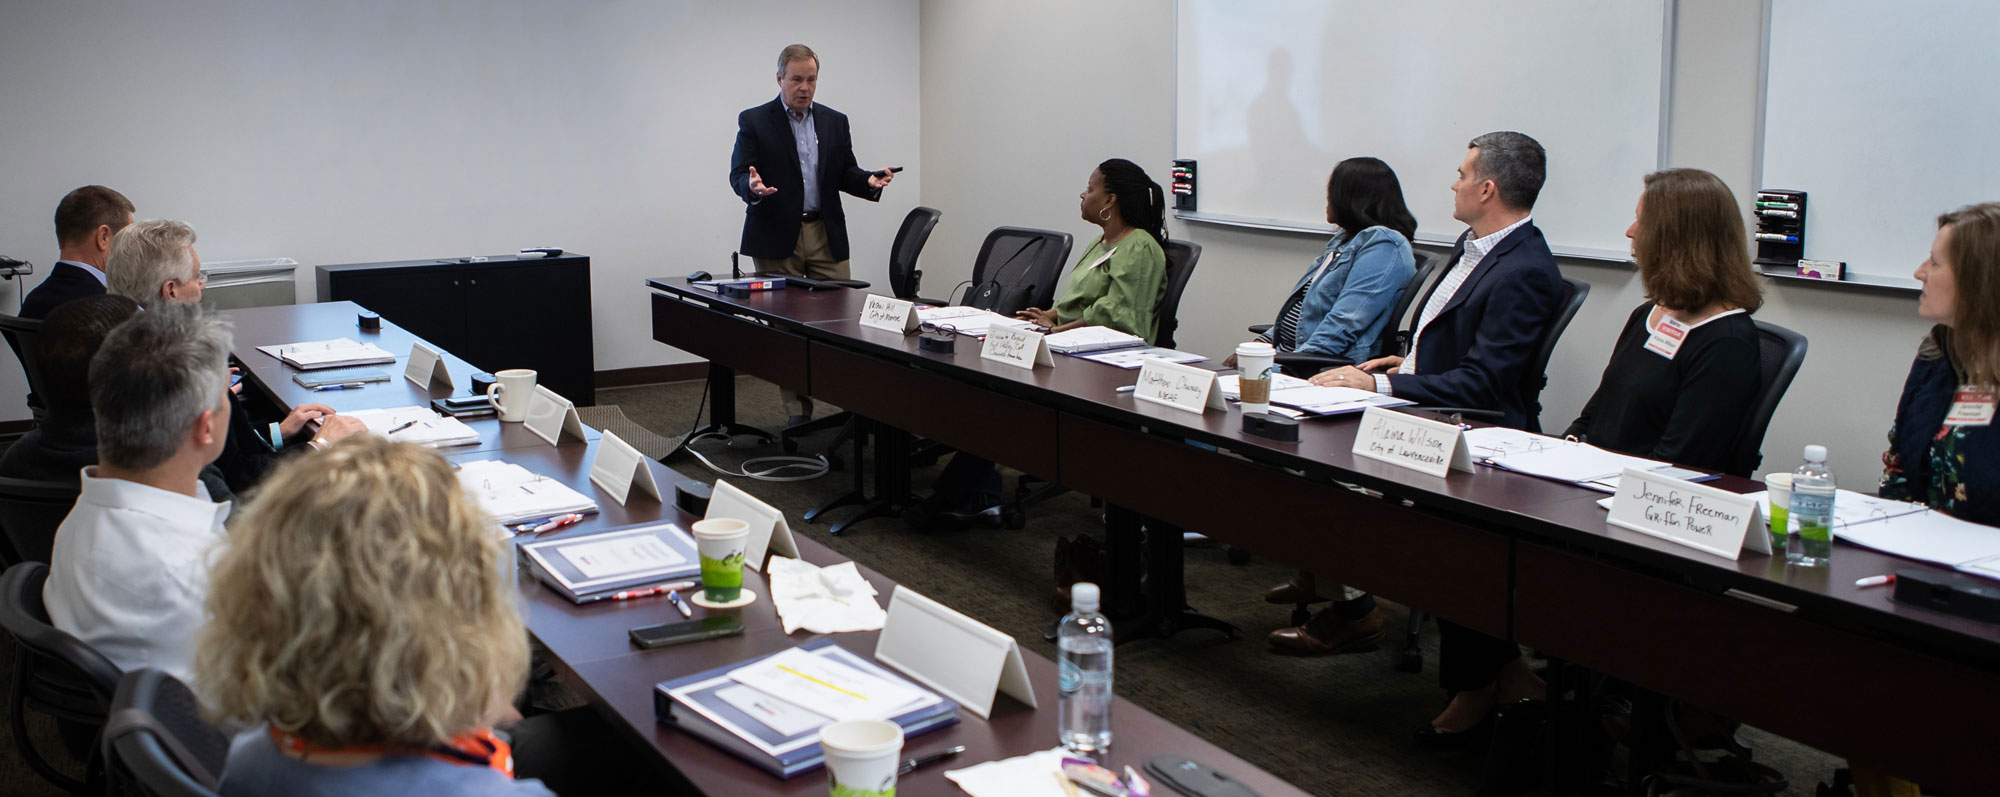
[579,581,699,604]
[666,590,694,618]
[897,745,966,775]
[386,419,420,434]
[312,382,369,391]
[527,513,586,533]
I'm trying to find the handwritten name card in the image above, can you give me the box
[404,342,453,388]
[1350,406,1473,478]
[1605,467,1769,559]
[980,324,1052,369]
[1133,358,1225,414]
[859,294,919,333]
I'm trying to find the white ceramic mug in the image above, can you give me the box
[486,369,538,422]
[819,719,903,797]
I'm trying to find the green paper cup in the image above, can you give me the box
[1763,472,1792,555]
[820,719,903,797]
[692,518,749,603]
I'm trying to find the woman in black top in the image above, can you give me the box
[1564,168,1763,474]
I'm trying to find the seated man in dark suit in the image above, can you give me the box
[1304,133,1564,743]
[19,185,134,320]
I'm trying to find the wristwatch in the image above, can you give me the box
[307,437,330,452]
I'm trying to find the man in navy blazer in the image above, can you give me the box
[20,185,135,320]
[729,44,895,282]
[1312,131,1564,432]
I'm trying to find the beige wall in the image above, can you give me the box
[919,0,1927,481]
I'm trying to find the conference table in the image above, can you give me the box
[647,279,2000,795]
[222,300,1311,797]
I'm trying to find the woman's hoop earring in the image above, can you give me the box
[1099,207,1112,222]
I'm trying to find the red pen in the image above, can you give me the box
[529,513,585,533]
[1855,574,1896,588]
[580,580,698,604]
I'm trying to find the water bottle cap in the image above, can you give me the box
[1071,582,1100,612]
[1803,444,1827,462]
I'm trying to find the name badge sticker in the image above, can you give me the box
[1081,247,1117,272]
[1644,315,1690,359]
[1947,387,1996,427]
[859,294,919,334]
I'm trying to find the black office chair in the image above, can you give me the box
[960,227,1073,315]
[0,561,123,793]
[784,207,947,455]
[0,476,83,567]
[1729,320,1809,477]
[1152,239,1203,350]
[1418,275,1590,434]
[889,206,945,302]
[0,313,48,423]
[102,668,228,797]
[1249,250,1441,377]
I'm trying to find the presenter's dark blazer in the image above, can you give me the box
[19,263,107,320]
[728,98,881,262]
[1385,222,1563,431]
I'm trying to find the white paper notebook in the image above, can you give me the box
[344,407,480,448]
[1043,326,1144,354]
[255,338,396,370]
[455,459,598,524]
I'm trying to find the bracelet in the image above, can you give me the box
[308,438,329,452]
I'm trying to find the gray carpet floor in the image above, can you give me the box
[0,377,1845,796]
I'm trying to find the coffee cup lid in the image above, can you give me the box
[1236,341,1276,356]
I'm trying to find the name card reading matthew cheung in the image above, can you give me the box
[1132,358,1225,414]
[1606,467,1768,560]
[1350,406,1473,478]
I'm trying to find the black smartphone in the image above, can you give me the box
[230,373,243,387]
[630,616,743,649]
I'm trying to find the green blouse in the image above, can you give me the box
[1050,231,1168,344]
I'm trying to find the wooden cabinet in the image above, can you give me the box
[315,254,594,405]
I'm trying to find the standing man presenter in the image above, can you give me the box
[730,44,897,424]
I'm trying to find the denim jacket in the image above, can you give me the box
[1283,225,1415,363]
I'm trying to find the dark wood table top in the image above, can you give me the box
[649,277,877,327]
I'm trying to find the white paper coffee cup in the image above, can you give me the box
[820,719,903,796]
[1235,341,1277,414]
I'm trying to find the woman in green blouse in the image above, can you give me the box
[1015,158,1169,342]
[906,159,1171,532]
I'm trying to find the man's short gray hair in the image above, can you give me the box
[89,303,233,470]
[107,219,198,307]
[777,43,817,74]
[1467,131,1547,211]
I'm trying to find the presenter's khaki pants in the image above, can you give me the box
[754,220,849,418]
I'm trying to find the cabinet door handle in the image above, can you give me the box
[452,280,461,286]
[469,279,478,286]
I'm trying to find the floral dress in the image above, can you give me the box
[1880,326,2000,526]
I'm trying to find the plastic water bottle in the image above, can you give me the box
[1057,582,1114,753]
[1788,445,1836,567]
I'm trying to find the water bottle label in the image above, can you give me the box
[1058,659,1080,693]
[1791,490,1833,515]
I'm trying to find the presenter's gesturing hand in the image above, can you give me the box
[747,166,778,198]
[868,166,897,190]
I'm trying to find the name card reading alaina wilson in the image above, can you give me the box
[1605,467,1769,559]
[1350,406,1472,478]
[859,294,919,333]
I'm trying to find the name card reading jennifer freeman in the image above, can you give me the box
[1606,467,1768,559]
[859,294,919,333]
[1350,406,1472,478]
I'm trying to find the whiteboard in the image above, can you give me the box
[1761,0,2000,280]
[1174,0,1670,259]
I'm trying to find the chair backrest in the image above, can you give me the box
[0,562,122,741]
[1518,276,1590,434]
[886,207,944,300]
[966,227,1073,316]
[1380,249,1442,359]
[1731,320,1809,477]
[1153,240,1203,349]
[0,313,48,417]
[0,476,82,566]
[104,669,229,797]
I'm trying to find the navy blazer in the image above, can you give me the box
[1385,221,1564,431]
[728,98,881,262]
[19,262,107,320]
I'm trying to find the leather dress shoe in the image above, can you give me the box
[1267,607,1384,655]
[786,414,811,428]
[1411,716,1492,750]
[1263,572,1326,604]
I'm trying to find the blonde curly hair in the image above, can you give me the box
[196,436,527,749]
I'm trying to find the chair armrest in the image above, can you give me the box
[913,296,947,307]
[1247,324,1273,335]
[1416,407,1503,422]
[1272,352,1352,377]
[821,278,871,290]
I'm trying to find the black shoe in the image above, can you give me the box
[1412,715,1493,751]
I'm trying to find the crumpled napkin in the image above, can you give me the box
[766,556,886,634]
[943,748,1070,797]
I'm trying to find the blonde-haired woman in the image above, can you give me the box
[197,437,553,795]
[1883,202,2000,526]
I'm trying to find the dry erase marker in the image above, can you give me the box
[581,581,699,604]
[529,513,585,533]
[1855,574,1896,588]
[667,590,693,618]
[1116,385,1136,394]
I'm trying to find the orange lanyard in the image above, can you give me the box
[270,726,514,776]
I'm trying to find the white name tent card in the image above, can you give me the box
[859,294,919,334]
[874,586,1036,720]
[587,431,661,506]
[980,324,1053,369]
[1351,406,1474,478]
[523,385,587,446]
[705,478,799,571]
[1132,358,1225,414]
[403,342,454,388]
[1606,467,1771,560]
